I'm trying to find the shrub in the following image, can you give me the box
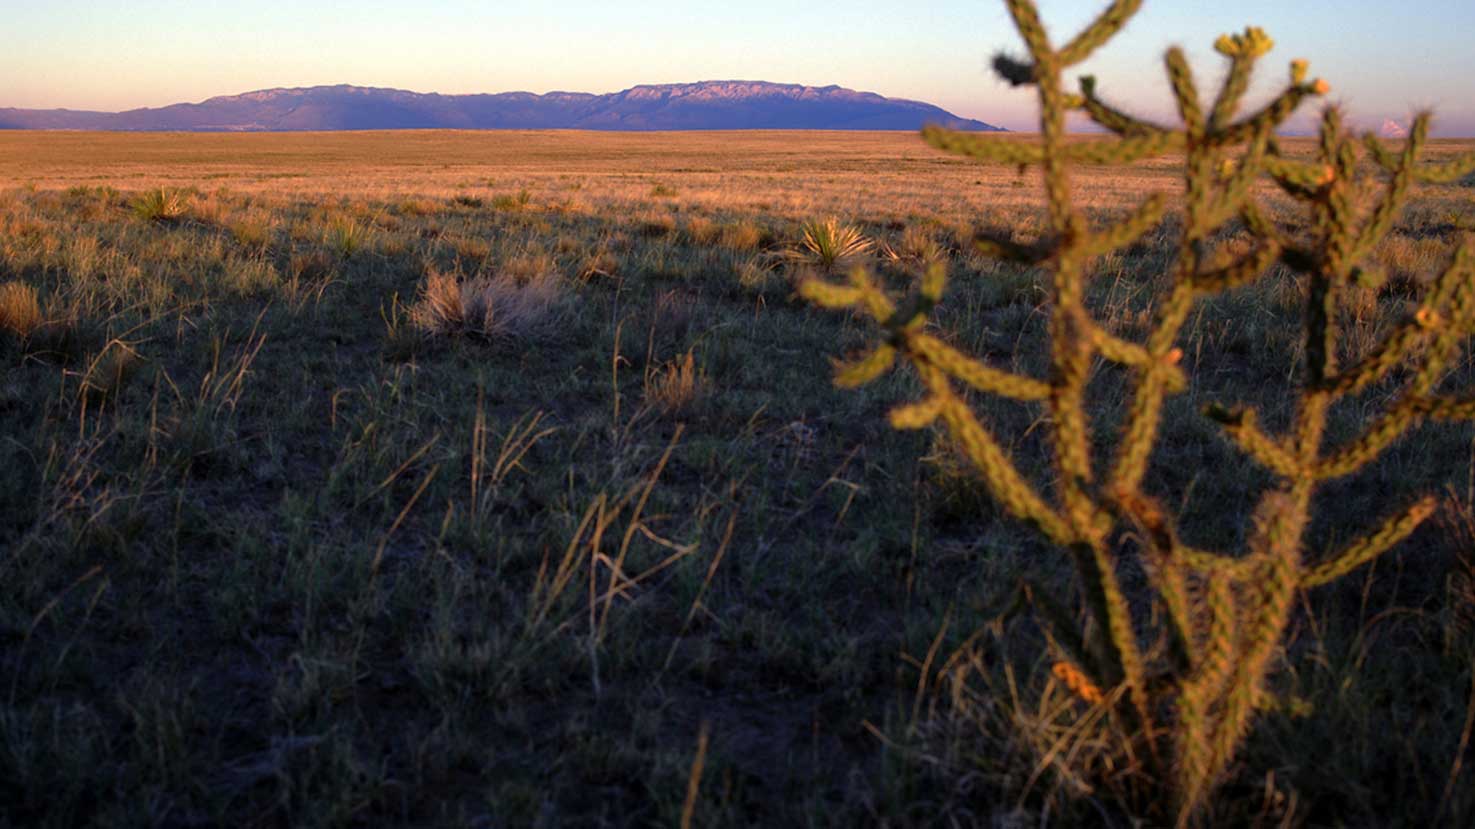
[801,0,1475,823]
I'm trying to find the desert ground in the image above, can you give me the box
[1,130,1473,826]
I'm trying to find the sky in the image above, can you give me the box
[2,1,1473,135]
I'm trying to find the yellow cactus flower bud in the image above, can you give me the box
[1245,27,1274,57]
[1290,59,1309,84]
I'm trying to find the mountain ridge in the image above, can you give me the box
[0,81,1002,133]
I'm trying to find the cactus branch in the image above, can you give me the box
[1302,497,1438,587]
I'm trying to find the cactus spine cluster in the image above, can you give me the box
[801,0,1475,821]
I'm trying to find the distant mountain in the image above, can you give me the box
[0,82,1002,133]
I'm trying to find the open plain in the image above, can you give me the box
[2,130,1474,826]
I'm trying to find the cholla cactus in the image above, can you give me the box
[801,0,1475,822]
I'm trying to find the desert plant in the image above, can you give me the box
[787,218,872,270]
[131,188,190,223]
[325,217,372,258]
[801,0,1475,822]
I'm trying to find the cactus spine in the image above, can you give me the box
[800,0,1475,822]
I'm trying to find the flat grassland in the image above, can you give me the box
[2,131,1473,826]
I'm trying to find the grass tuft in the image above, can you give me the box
[0,281,43,342]
[413,267,563,342]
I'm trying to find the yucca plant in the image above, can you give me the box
[801,0,1475,822]
[787,217,873,270]
[131,188,190,223]
[325,217,372,258]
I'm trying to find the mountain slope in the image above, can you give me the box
[0,82,1002,132]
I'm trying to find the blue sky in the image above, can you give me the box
[3,1,1472,134]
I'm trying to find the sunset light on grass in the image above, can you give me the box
[2,1,1474,826]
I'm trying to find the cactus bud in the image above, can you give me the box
[1312,78,1331,95]
[1290,59,1309,84]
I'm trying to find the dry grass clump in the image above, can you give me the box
[413,267,563,341]
[684,216,720,246]
[503,250,558,285]
[644,348,706,415]
[718,220,766,252]
[882,225,949,266]
[289,249,336,282]
[229,212,274,252]
[395,198,439,217]
[491,190,532,212]
[637,210,677,238]
[0,281,43,341]
[132,188,190,223]
[77,339,142,404]
[449,236,492,265]
[735,258,776,293]
[578,249,619,281]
